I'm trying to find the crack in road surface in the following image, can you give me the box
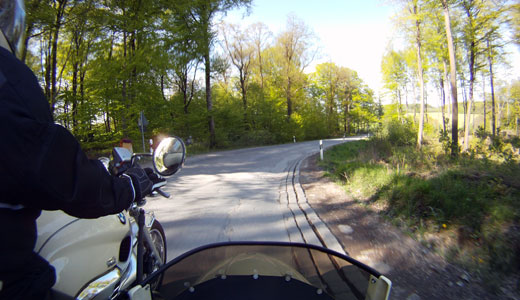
[281,157,346,255]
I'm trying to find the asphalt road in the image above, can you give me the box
[145,137,365,261]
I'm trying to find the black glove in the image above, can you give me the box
[124,167,153,201]
[144,167,166,186]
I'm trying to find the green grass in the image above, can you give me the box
[321,135,520,293]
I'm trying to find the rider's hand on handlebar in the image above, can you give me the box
[144,168,165,185]
[124,167,153,201]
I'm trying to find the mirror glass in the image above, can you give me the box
[153,137,186,176]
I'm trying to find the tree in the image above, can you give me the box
[478,2,507,137]
[313,63,340,133]
[220,22,254,128]
[410,0,426,148]
[171,0,252,148]
[511,80,520,136]
[337,66,362,134]
[460,0,505,150]
[395,0,427,147]
[249,22,271,91]
[441,0,459,155]
[381,49,408,121]
[510,0,520,47]
[275,14,317,121]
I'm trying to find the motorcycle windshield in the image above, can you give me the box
[144,242,391,300]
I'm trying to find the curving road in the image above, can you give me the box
[145,137,365,261]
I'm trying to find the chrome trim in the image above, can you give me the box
[119,253,137,292]
[143,227,164,265]
[145,212,156,228]
[76,268,121,300]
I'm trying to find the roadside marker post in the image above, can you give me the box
[293,136,296,143]
[320,140,323,161]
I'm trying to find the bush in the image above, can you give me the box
[383,119,417,147]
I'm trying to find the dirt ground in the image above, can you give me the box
[299,154,507,300]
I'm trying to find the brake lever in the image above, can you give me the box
[156,188,170,198]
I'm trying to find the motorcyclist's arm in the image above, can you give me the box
[0,47,134,218]
[30,123,135,218]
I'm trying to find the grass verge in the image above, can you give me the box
[321,136,520,294]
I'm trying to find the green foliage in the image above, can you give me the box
[24,2,380,153]
[439,129,452,154]
[322,122,520,289]
[383,119,417,147]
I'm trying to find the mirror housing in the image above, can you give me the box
[113,147,133,163]
[153,137,186,176]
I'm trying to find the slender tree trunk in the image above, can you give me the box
[72,62,78,134]
[240,70,248,130]
[204,52,216,148]
[121,31,128,136]
[425,89,429,123]
[440,75,447,133]
[414,2,425,148]
[463,66,474,151]
[397,89,402,121]
[461,77,467,131]
[287,78,293,120]
[160,75,167,102]
[412,80,417,123]
[482,73,487,131]
[487,39,496,137]
[444,59,451,123]
[44,31,52,102]
[442,0,459,155]
[404,85,409,113]
[105,102,111,133]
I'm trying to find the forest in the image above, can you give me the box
[23,0,379,154]
[381,0,520,155]
[23,0,520,155]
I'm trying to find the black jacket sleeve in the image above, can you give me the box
[0,47,134,218]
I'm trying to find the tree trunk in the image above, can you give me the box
[287,78,293,120]
[72,61,79,134]
[442,0,458,155]
[414,2,425,148]
[440,75,447,133]
[48,0,68,114]
[462,2,475,151]
[444,60,451,122]
[461,77,467,131]
[487,39,496,137]
[463,65,474,151]
[240,69,248,129]
[121,30,128,136]
[397,89,402,121]
[482,72,487,131]
[204,52,216,148]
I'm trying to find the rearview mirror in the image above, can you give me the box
[153,137,186,176]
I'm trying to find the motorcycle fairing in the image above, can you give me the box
[140,241,391,300]
[36,210,131,296]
